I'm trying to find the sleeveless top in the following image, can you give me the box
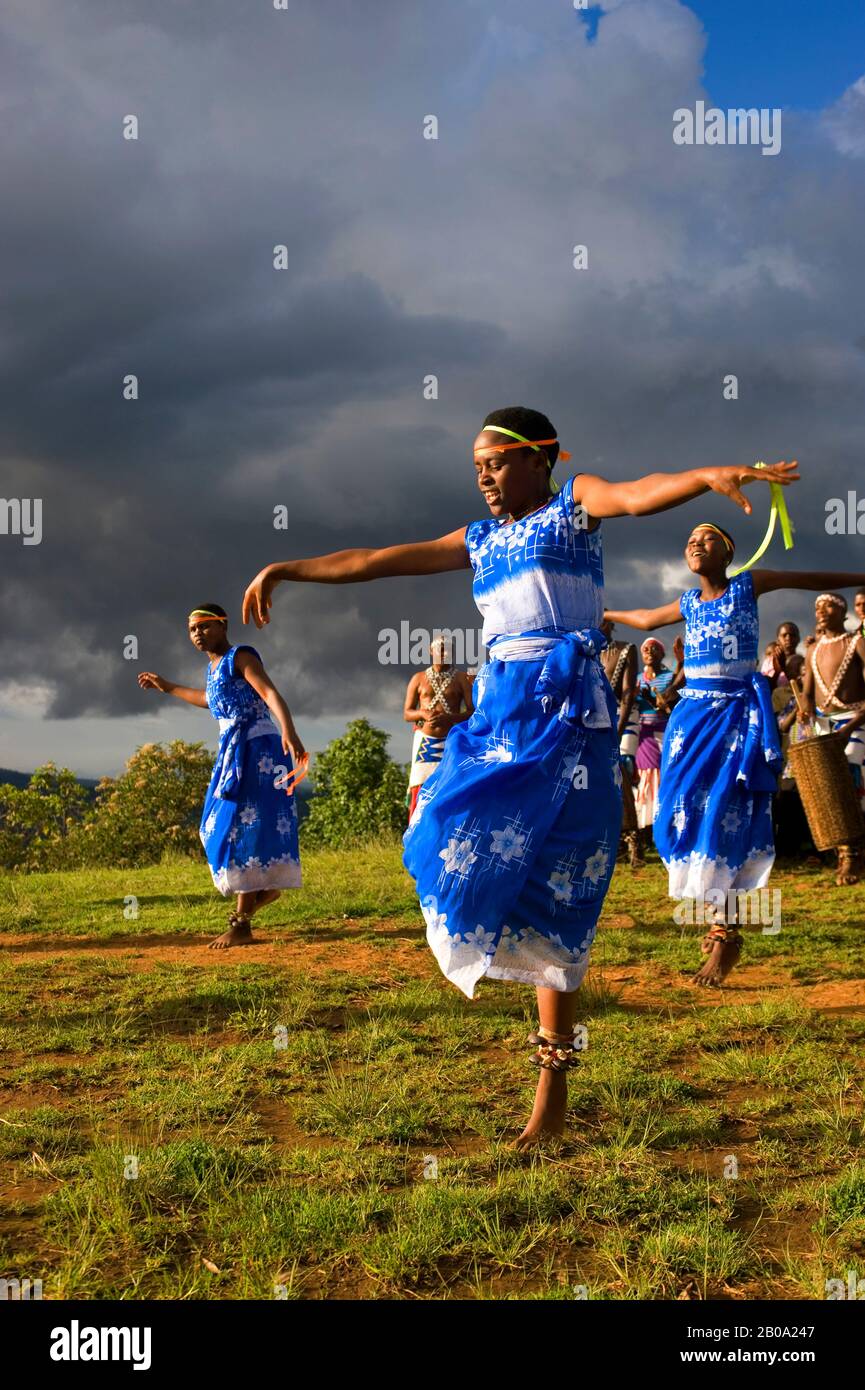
[205,645,276,734]
[465,478,604,646]
[679,571,760,682]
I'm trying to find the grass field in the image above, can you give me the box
[1,842,864,1301]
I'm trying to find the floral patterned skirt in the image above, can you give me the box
[654,680,779,899]
[403,651,621,998]
[200,724,302,896]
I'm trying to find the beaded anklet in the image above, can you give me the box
[527,1026,583,1072]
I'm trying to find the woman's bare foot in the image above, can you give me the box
[691,932,742,987]
[209,916,254,950]
[513,1068,568,1150]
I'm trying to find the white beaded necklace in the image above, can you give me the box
[425,665,458,712]
[810,633,860,709]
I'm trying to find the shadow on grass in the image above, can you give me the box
[80,894,215,907]
[0,932,225,952]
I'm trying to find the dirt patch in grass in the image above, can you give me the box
[0,925,432,983]
[4,929,864,1019]
[594,959,865,1016]
[251,1096,337,1151]
[801,979,865,1013]
[601,914,637,930]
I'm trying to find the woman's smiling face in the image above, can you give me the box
[641,640,664,666]
[685,526,730,576]
[473,432,551,518]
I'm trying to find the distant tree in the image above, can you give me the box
[67,741,213,868]
[0,763,90,870]
[301,718,407,847]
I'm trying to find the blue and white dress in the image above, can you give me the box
[403,480,622,999]
[654,572,782,899]
[200,645,302,896]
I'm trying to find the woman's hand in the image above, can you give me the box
[672,635,685,664]
[282,729,307,764]
[703,461,799,515]
[243,564,283,628]
[138,672,171,693]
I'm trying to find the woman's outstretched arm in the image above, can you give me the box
[137,672,209,707]
[603,600,684,632]
[243,527,470,628]
[573,461,798,520]
[752,569,865,597]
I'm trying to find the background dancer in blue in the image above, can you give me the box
[607,526,865,988]
[243,409,797,1145]
[139,605,306,949]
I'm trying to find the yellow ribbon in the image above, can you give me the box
[727,461,794,577]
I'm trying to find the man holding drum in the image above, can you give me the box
[799,592,865,884]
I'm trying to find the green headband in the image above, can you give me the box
[480,425,562,493]
[188,609,227,622]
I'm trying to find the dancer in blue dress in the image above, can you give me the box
[243,407,797,1143]
[138,604,306,949]
[606,525,865,986]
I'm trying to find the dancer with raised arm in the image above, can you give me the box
[139,605,306,949]
[606,527,865,986]
[243,406,797,1143]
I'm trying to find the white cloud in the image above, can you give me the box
[824,74,865,157]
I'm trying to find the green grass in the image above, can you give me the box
[1,843,864,1299]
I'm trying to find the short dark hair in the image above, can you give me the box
[713,524,736,556]
[482,406,560,469]
[192,602,227,619]
[777,620,800,644]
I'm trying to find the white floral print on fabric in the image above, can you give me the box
[655,572,780,901]
[490,822,527,863]
[213,851,302,895]
[200,644,302,897]
[439,836,479,878]
[403,479,621,998]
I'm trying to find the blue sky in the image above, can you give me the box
[683,0,865,110]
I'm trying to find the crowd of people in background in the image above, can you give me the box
[406,588,865,880]
[601,586,865,881]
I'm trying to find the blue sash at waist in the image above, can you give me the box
[489,627,613,730]
[680,673,782,787]
[213,715,278,801]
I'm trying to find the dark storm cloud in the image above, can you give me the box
[1,0,864,739]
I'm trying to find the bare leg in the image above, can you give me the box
[691,901,742,987]
[836,843,863,886]
[208,888,283,950]
[208,891,258,950]
[625,826,643,868]
[250,888,282,914]
[514,986,579,1150]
